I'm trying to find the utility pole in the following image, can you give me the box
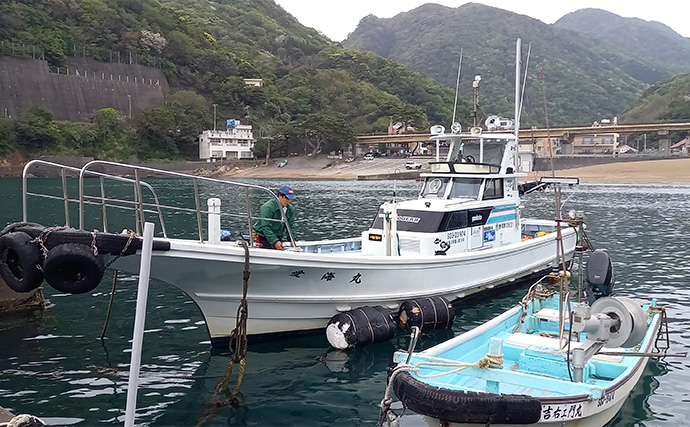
[127,94,131,119]
[212,104,218,131]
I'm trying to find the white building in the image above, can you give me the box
[198,119,255,160]
[243,78,263,87]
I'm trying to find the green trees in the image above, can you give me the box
[0,0,467,163]
[301,113,356,157]
[15,106,58,152]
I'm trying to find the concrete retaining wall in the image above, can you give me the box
[0,57,168,121]
[533,154,684,171]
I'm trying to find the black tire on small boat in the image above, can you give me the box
[392,370,542,424]
[0,231,44,293]
[42,243,105,294]
[398,296,455,331]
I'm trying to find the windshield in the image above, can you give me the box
[448,137,507,165]
[421,177,449,198]
[449,178,482,199]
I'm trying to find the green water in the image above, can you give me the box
[0,178,688,426]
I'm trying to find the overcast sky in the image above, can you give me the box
[275,0,690,42]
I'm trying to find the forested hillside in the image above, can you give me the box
[344,3,690,127]
[555,9,690,77]
[620,73,690,123]
[0,0,463,161]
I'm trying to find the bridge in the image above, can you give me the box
[356,122,690,145]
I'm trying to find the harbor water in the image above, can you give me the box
[0,177,689,426]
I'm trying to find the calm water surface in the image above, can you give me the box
[0,178,689,426]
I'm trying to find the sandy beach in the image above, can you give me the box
[211,156,690,184]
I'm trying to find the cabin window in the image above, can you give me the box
[449,178,482,199]
[421,177,449,198]
[441,210,468,231]
[482,178,504,200]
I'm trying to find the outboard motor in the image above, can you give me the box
[585,249,615,304]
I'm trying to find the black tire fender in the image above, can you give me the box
[392,370,542,424]
[0,231,44,293]
[43,243,105,294]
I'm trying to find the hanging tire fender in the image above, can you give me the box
[0,231,44,293]
[43,243,105,294]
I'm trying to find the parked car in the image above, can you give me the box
[363,153,375,160]
[405,160,422,169]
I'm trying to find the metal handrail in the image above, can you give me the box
[22,160,297,247]
[23,160,165,234]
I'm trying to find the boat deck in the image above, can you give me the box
[396,301,657,399]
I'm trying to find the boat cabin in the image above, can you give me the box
[361,127,525,257]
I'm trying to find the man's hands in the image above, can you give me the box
[275,241,284,250]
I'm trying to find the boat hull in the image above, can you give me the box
[111,226,577,343]
[390,294,663,426]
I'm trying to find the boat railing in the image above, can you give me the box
[21,160,296,246]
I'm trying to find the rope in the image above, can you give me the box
[512,280,556,333]
[98,230,138,340]
[99,270,119,340]
[0,221,44,236]
[197,241,251,427]
[30,226,69,258]
[377,352,504,426]
[104,230,137,269]
[650,305,671,358]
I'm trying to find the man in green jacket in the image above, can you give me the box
[254,185,296,250]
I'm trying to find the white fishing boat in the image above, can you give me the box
[380,249,673,427]
[0,40,578,347]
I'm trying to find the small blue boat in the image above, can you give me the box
[382,250,670,426]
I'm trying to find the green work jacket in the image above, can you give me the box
[253,198,296,245]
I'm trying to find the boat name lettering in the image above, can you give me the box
[369,234,382,241]
[289,270,305,278]
[597,390,615,407]
[397,215,421,223]
[350,273,362,284]
[541,403,583,421]
[321,272,336,281]
[471,215,482,222]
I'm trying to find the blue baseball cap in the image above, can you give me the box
[279,185,296,199]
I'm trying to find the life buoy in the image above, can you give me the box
[392,370,541,424]
[42,243,105,294]
[0,231,44,293]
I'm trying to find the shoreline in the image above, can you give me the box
[3,155,690,184]
[212,156,690,184]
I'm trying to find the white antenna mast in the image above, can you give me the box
[451,48,463,125]
[514,38,521,141]
[519,42,532,126]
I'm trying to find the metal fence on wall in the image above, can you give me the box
[0,41,162,68]
[46,66,162,87]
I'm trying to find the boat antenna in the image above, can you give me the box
[513,38,521,171]
[451,48,463,125]
[518,42,532,126]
